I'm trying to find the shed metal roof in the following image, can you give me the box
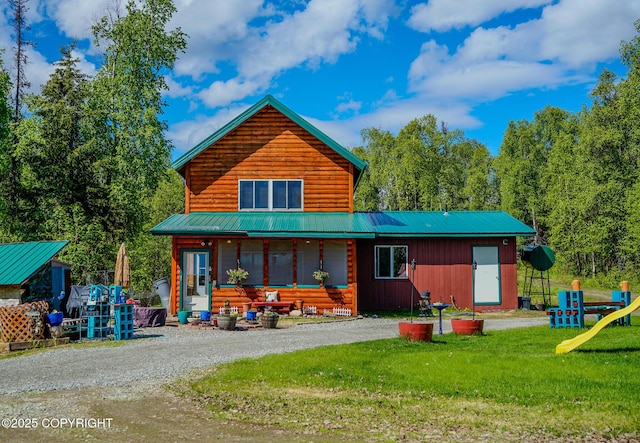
[171,94,367,184]
[0,241,69,286]
[151,211,535,238]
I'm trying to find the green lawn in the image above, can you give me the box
[176,324,640,442]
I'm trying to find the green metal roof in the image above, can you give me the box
[0,241,69,286]
[171,94,367,183]
[151,212,375,238]
[151,211,535,238]
[364,211,536,237]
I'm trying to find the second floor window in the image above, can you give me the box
[239,179,303,211]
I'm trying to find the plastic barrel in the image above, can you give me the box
[153,278,170,308]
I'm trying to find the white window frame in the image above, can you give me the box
[375,245,408,279]
[238,179,303,211]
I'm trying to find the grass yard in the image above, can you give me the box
[176,324,640,442]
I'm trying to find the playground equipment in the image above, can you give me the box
[547,282,631,329]
[556,296,640,354]
[554,281,638,354]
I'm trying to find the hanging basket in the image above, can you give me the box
[451,319,484,336]
[398,322,433,342]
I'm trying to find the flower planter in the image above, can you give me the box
[398,322,434,342]
[451,319,484,335]
[261,315,279,329]
[177,311,190,324]
[217,315,237,331]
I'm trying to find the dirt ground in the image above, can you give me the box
[2,386,355,443]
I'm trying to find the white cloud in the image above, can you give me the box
[335,99,362,114]
[170,0,268,79]
[167,102,253,156]
[407,0,552,33]
[165,76,194,99]
[237,0,361,79]
[407,0,640,105]
[22,46,54,96]
[309,96,481,150]
[45,0,112,42]
[537,0,640,67]
[171,0,396,107]
[199,77,265,108]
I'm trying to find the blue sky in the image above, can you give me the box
[1,0,639,160]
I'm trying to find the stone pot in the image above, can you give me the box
[217,315,237,331]
[451,319,484,335]
[398,322,434,342]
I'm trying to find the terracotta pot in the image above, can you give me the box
[572,279,581,290]
[451,319,484,335]
[398,322,434,342]
[621,281,629,291]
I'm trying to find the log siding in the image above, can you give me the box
[185,106,353,213]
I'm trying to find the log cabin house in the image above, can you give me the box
[151,95,536,315]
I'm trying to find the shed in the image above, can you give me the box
[0,241,70,306]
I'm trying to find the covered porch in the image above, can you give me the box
[151,212,374,316]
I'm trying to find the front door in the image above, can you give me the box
[472,245,501,305]
[181,250,211,312]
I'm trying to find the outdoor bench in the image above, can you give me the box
[253,301,293,315]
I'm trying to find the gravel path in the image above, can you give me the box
[0,316,547,395]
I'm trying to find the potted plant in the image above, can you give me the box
[217,313,238,330]
[226,267,248,286]
[260,310,279,329]
[313,269,329,286]
[398,259,433,342]
[227,267,249,297]
[450,296,484,335]
[217,298,237,330]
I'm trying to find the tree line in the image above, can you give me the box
[2,0,640,290]
[354,20,640,283]
[0,0,186,291]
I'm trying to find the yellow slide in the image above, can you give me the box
[556,296,640,354]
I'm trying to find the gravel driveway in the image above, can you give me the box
[0,316,547,395]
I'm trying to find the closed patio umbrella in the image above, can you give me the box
[114,242,131,289]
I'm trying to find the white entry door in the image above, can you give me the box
[182,250,210,311]
[472,246,500,305]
